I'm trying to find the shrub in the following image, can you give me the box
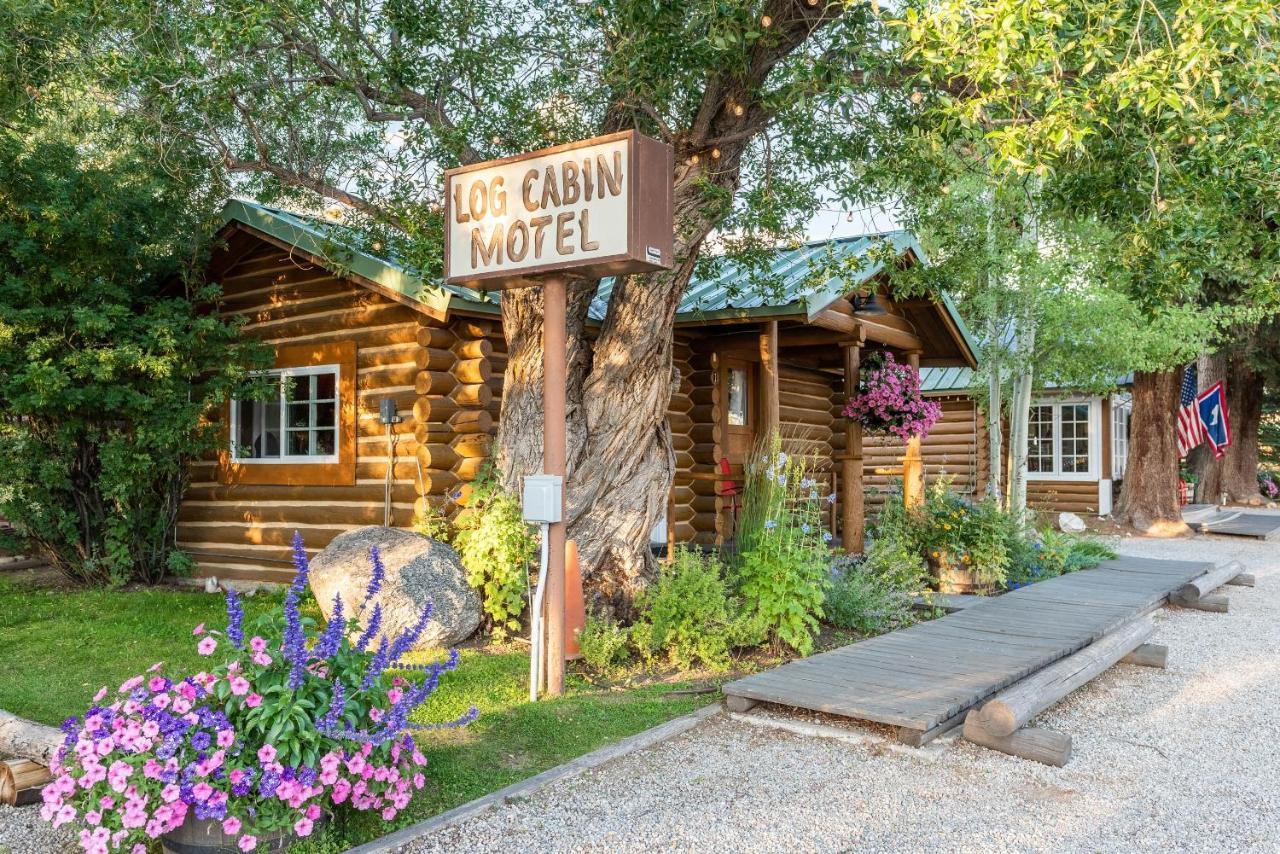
[734,436,832,655]
[41,533,474,850]
[577,614,632,673]
[0,122,265,585]
[1259,470,1280,500]
[824,559,917,636]
[451,467,537,637]
[1005,528,1117,588]
[631,548,752,671]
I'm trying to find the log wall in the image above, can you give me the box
[179,238,498,583]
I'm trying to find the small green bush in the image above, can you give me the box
[916,482,1019,587]
[451,467,537,637]
[824,561,916,635]
[1005,528,1117,588]
[577,614,632,673]
[632,547,752,671]
[735,436,832,655]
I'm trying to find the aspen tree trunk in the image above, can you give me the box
[1006,316,1037,519]
[985,324,1004,502]
[1115,369,1188,534]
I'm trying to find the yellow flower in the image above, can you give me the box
[961,554,971,564]
[930,550,940,559]
[943,523,952,530]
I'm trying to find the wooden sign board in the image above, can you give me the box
[443,130,674,289]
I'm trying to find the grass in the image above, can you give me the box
[0,577,703,851]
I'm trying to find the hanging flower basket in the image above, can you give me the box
[841,351,942,442]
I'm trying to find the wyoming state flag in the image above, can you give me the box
[1196,381,1231,458]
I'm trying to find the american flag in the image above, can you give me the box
[1176,363,1206,457]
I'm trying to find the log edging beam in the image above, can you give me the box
[962,713,1073,767]
[1173,560,1245,604]
[968,617,1154,737]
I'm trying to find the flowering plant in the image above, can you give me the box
[841,351,941,441]
[42,533,475,853]
[735,436,833,655]
[1259,471,1279,499]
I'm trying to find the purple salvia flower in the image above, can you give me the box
[224,587,245,649]
[355,603,382,653]
[361,546,386,614]
[313,593,345,661]
[360,636,392,691]
[282,532,311,688]
[386,603,434,667]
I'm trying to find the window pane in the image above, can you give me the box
[282,375,303,402]
[234,378,282,459]
[314,402,336,429]
[288,429,312,456]
[1027,406,1055,473]
[315,429,336,456]
[1060,404,1091,473]
[288,403,312,429]
[314,372,336,400]
[727,368,748,427]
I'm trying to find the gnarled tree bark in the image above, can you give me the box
[1115,369,1189,535]
[1195,350,1264,504]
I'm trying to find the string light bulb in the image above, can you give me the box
[761,14,772,26]
[710,147,722,160]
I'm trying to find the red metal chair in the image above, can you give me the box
[716,457,742,535]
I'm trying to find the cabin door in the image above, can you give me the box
[719,358,758,468]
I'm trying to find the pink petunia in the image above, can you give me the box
[222,816,241,835]
[293,818,313,837]
[229,676,251,696]
[192,623,205,636]
[197,637,218,656]
[238,835,257,852]
[93,686,108,702]
[257,744,276,764]
[245,693,263,709]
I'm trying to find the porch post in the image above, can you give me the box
[759,321,780,437]
[841,343,864,553]
[903,350,926,508]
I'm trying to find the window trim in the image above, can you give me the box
[1025,396,1102,482]
[219,341,357,486]
[230,363,342,465]
[1110,393,1131,480]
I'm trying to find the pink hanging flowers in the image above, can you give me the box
[842,351,941,442]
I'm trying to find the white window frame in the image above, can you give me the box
[1025,396,1102,482]
[230,363,342,465]
[1111,393,1131,480]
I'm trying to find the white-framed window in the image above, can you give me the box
[1026,398,1101,480]
[1111,393,1132,479]
[231,365,341,463]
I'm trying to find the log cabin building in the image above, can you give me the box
[182,200,990,583]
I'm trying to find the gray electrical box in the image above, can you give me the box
[379,398,402,425]
[521,474,563,523]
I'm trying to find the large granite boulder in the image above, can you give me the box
[309,526,481,650]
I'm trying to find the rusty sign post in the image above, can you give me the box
[444,130,673,697]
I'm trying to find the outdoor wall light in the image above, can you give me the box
[852,292,888,316]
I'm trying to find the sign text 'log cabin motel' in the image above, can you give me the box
[444,130,674,290]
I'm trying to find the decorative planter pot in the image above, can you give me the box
[929,555,993,595]
[161,817,295,854]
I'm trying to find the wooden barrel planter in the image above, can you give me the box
[161,818,297,854]
[929,553,994,595]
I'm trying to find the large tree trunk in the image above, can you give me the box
[496,162,736,613]
[1115,369,1189,535]
[1196,351,1264,504]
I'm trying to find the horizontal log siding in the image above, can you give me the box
[180,239,489,583]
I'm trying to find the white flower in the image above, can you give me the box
[826,493,837,504]
[808,490,819,500]
[823,532,833,543]
[802,524,811,534]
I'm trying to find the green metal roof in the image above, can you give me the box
[920,366,977,393]
[220,201,976,364]
[221,199,497,316]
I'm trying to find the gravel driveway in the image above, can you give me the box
[5,533,1276,853]
[407,533,1280,854]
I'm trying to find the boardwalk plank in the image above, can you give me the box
[723,556,1215,732]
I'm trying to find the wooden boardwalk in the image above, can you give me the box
[722,556,1215,743]
[1183,505,1280,540]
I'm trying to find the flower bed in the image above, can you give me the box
[40,534,475,853]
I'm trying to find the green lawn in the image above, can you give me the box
[0,578,703,851]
